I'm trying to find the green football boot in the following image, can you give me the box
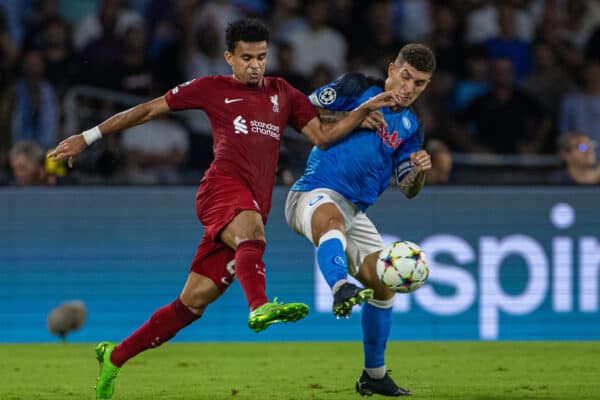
[248,298,309,332]
[95,341,121,399]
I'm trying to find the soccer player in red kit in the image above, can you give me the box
[49,18,401,399]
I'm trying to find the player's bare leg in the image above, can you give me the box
[221,210,309,332]
[96,273,219,399]
[311,203,373,318]
[354,253,411,396]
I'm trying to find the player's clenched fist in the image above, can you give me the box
[410,150,431,172]
[47,134,87,168]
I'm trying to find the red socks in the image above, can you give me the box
[110,298,200,367]
[235,240,268,310]
[109,240,268,367]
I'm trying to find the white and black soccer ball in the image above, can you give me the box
[376,241,430,293]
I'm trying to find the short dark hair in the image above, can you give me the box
[395,43,436,74]
[225,18,269,53]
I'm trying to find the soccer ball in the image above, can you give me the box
[376,241,430,293]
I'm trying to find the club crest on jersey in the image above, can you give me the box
[270,95,279,112]
[319,88,336,105]
[402,116,412,130]
[377,127,403,149]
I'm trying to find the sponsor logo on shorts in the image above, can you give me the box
[333,256,346,266]
[308,194,324,206]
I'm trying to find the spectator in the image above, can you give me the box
[288,0,347,77]
[268,41,308,94]
[427,4,464,79]
[425,139,453,185]
[145,0,196,92]
[557,132,600,185]
[269,0,306,43]
[12,49,59,151]
[192,0,242,53]
[449,45,490,113]
[486,2,533,81]
[36,18,76,99]
[354,0,402,75]
[0,7,18,169]
[185,22,231,81]
[536,0,583,73]
[393,0,432,42]
[116,21,155,96]
[72,0,143,51]
[451,57,551,154]
[120,116,189,185]
[559,0,600,51]
[8,140,55,186]
[465,0,534,45]
[523,40,575,122]
[559,59,600,144]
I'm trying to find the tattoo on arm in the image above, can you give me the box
[398,168,426,198]
[318,108,348,123]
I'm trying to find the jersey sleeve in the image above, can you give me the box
[393,120,425,184]
[287,83,319,132]
[308,72,375,111]
[164,77,211,111]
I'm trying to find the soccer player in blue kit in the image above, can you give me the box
[285,44,436,396]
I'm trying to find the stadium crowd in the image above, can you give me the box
[1,0,599,186]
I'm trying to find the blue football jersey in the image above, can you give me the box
[291,73,424,211]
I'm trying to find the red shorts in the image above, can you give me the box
[189,173,267,292]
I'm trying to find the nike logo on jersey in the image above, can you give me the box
[225,98,243,104]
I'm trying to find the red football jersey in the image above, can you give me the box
[165,75,317,214]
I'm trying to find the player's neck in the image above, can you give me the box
[231,74,264,88]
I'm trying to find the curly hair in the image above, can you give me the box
[225,18,270,53]
[395,43,436,74]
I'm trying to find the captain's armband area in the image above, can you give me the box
[396,160,425,198]
[394,160,414,184]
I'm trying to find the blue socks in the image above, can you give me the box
[316,230,348,289]
[362,301,393,370]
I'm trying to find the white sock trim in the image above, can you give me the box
[332,279,348,293]
[367,297,395,309]
[318,229,347,249]
[365,366,387,379]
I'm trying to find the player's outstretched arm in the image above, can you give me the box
[302,91,401,149]
[398,150,431,198]
[48,96,170,167]
[318,108,386,131]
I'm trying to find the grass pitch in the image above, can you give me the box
[0,341,598,399]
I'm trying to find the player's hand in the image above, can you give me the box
[47,134,87,168]
[362,90,402,111]
[410,150,432,172]
[360,111,387,130]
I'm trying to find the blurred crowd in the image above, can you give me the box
[1,0,599,186]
